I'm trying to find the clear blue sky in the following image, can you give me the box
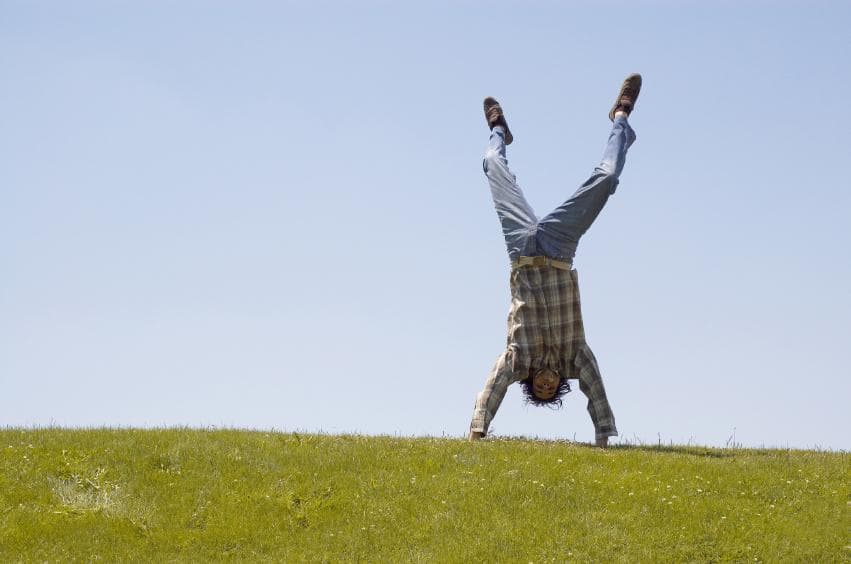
[2,1,849,449]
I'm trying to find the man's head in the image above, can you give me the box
[520,367,571,407]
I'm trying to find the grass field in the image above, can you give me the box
[0,429,847,562]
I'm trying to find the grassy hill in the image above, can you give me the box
[0,429,847,562]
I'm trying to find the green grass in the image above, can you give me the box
[0,429,847,562]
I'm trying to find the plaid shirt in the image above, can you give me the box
[470,264,617,441]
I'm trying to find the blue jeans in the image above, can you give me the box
[483,116,636,262]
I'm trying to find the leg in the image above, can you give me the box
[483,126,538,260]
[537,116,636,261]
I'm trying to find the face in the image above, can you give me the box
[531,368,560,400]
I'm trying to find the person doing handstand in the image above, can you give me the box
[469,74,642,447]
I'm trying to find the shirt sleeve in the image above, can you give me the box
[470,350,516,435]
[575,344,618,441]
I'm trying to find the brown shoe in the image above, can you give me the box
[609,73,642,121]
[483,96,513,145]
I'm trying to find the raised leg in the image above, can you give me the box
[483,126,538,260]
[537,116,636,261]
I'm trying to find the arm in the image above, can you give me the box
[469,351,515,440]
[575,344,618,446]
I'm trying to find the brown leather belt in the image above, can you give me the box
[511,256,572,271]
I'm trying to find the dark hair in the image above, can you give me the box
[519,375,571,408]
